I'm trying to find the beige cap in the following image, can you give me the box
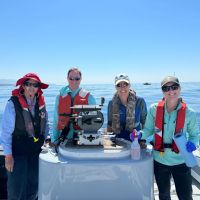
[115,74,130,85]
[161,76,180,87]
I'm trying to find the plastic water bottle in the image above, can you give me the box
[173,132,197,167]
[130,129,141,160]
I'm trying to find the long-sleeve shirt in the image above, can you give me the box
[0,98,49,155]
[51,86,96,142]
[141,101,200,166]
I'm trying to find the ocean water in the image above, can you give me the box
[0,83,200,135]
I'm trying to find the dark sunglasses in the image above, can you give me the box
[24,82,40,88]
[69,77,81,81]
[116,82,129,88]
[162,84,179,92]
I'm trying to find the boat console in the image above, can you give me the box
[38,97,154,200]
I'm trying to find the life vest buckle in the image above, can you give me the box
[33,137,39,143]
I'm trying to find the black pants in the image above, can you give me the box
[154,160,193,200]
[7,153,39,200]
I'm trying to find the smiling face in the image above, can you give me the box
[22,79,39,99]
[162,82,181,102]
[67,69,82,91]
[116,81,130,99]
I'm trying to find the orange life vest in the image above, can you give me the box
[57,89,90,130]
[154,98,186,153]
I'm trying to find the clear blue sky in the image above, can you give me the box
[0,0,200,84]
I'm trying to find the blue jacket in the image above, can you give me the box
[107,96,147,141]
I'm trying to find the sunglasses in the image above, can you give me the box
[116,82,129,88]
[69,77,81,81]
[162,84,179,92]
[24,82,40,88]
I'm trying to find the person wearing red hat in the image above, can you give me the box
[0,73,49,200]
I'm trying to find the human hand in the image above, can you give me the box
[186,141,196,152]
[139,140,147,149]
[49,141,57,147]
[45,136,51,144]
[5,154,14,172]
[107,126,113,133]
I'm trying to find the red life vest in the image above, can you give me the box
[154,98,186,153]
[57,89,90,130]
[12,88,45,109]
[12,88,47,139]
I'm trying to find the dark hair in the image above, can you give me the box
[67,67,82,77]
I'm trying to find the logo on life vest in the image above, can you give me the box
[155,127,161,133]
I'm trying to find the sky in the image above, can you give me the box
[0,0,200,84]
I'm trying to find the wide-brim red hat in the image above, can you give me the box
[16,73,49,89]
